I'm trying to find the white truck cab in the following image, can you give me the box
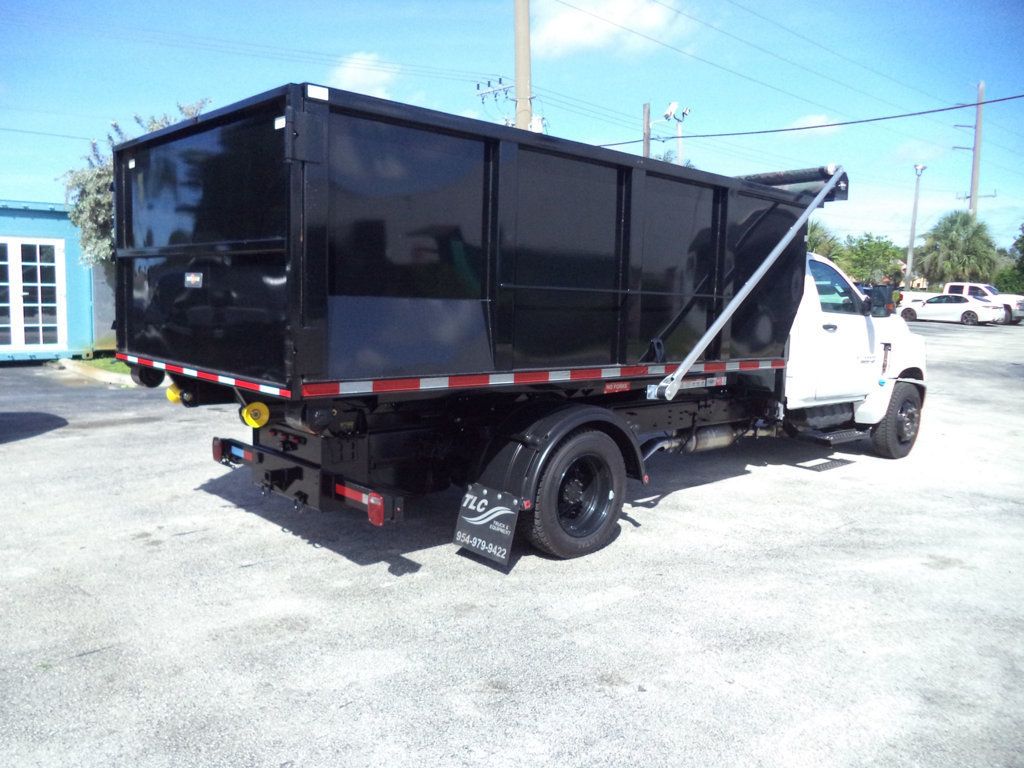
[785,253,927,457]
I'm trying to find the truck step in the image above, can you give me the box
[798,428,870,446]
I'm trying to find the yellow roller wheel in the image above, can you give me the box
[166,384,182,404]
[241,401,270,429]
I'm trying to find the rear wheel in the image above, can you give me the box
[527,430,625,558]
[901,308,917,321]
[871,382,922,459]
[960,311,978,326]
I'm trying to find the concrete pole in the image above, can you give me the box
[675,120,683,166]
[906,165,926,288]
[514,0,532,130]
[969,81,984,217]
[643,103,651,158]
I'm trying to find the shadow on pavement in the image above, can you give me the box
[197,434,870,573]
[198,469,541,574]
[0,411,69,444]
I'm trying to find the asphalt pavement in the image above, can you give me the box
[1,324,1022,768]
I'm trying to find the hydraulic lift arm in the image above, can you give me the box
[649,165,849,402]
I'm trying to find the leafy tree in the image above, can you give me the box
[834,233,903,283]
[807,220,840,259]
[64,100,209,265]
[994,222,1024,293]
[917,210,998,284]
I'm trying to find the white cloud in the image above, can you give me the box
[328,52,398,99]
[787,114,841,136]
[532,0,687,58]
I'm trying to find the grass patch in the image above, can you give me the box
[81,355,130,375]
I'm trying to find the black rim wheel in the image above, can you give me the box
[962,311,978,325]
[555,454,612,538]
[896,398,920,445]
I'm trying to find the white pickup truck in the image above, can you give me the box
[942,282,1024,325]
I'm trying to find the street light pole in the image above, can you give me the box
[664,103,691,165]
[906,164,926,289]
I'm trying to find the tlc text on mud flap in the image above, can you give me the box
[453,483,521,566]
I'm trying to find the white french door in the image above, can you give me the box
[0,237,68,352]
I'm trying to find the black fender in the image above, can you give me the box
[472,401,646,505]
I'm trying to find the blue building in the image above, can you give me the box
[0,199,114,361]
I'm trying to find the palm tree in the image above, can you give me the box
[807,219,840,259]
[917,211,998,283]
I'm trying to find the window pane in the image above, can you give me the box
[40,265,56,285]
[0,243,7,262]
[809,259,862,315]
[328,113,487,300]
[23,326,40,344]
[0,326,10,344]
[0,264,7,283]
[0,305,8,323]
[0,286,7,305]
[22,286,39,303]
[21,244,38,263]
[42,326,58,344]
[40,286,56,304]
[22,264,38,284]
[39,245,55,263]
[23,306,39,323]
[41,305,58,323]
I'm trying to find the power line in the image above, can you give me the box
[598,93,1024,145]
[551,0,846,116]
[0,126,94,141]
[720,0,1024,145]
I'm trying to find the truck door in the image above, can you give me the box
[801,259,877,401]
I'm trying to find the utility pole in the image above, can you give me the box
[954,81,985,217]
[906,164,926,289]
[969,81,984,217]
[514,0,532,130]
[642,103,651,158]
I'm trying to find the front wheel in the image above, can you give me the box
[871,382,922,459]
[527,430,626,558]
[901,308,917,321]
[960,311,979,325]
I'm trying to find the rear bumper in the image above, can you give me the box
[212,437,403,526]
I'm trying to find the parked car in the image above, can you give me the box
[900,294,1004,325]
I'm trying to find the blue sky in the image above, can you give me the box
[2,0,1022,247]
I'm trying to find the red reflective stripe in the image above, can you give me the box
[122,354,290,397]
[335,483,367,506]
[619,366,648,377]
[738,360,761,370]
[373,378,421,393]
[514,371,550,384]
[703,361,727,373]
[303,382,340,397]
[449,374,491,388]
[771,359,786,368]
[243,449,253,462]
[570,368,603,381]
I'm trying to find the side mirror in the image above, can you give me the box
[861,296,874,315]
